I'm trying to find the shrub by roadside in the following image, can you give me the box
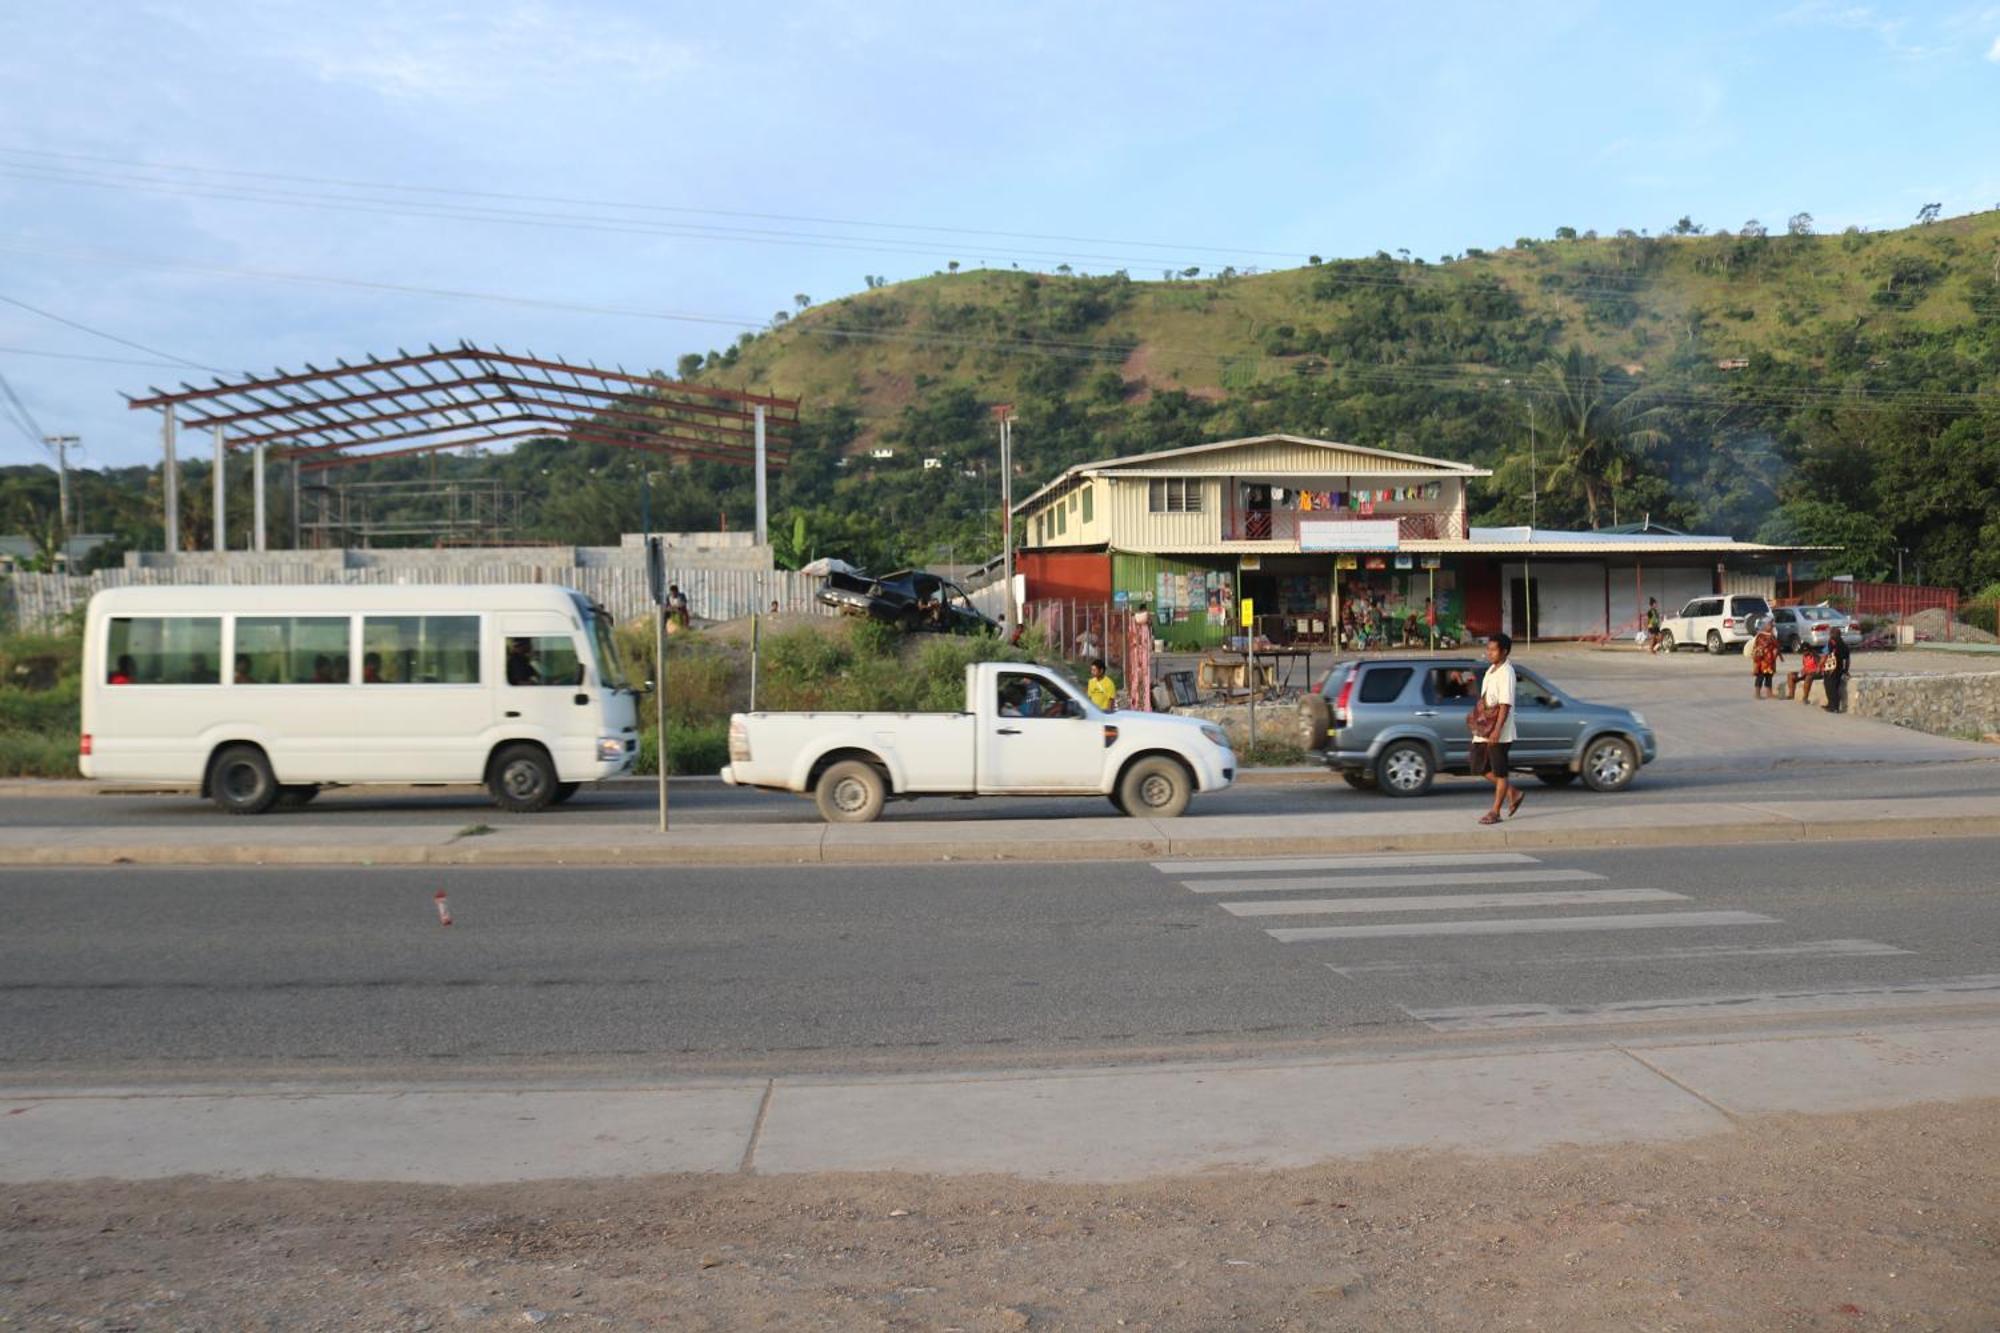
[0,631,81,778]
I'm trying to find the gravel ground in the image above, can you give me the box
[4,1099,1996,1331]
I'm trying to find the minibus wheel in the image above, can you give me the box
[210,745,279,816]
[488,743,557,812]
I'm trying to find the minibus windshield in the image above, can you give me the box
[588,606,635,691]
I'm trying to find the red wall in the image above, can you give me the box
[1019,551,1113,603]
[1462,559,1503,637]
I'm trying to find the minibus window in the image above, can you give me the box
[505,636,582,687]
[236,616,350,684]
[361,615,480,685]
[106,617,221,685]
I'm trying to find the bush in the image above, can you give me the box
[0,731,77,778]
[0,678,78,734]
[634,720,731,776]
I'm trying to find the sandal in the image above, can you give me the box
[1478,812,1502,825]
[1507,790,1525,819]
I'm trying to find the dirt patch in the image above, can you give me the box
[5,1100,1996,1330]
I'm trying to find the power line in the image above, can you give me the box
[0,367,50,447]
[0,343,197,369]
[0,144,1305,261]
[0,293,222,372]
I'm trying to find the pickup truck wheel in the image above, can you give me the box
[815,760,886,823]
[1581,737,1639,792]
[1118,757,1192,819]
[1533,768,1579,787]
[1706,629,1725,654]
[1658,631,1675,653]
[1340,770,1377,791]
[1376,741,1434,797]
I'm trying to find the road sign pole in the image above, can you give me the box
[647,535,669,832]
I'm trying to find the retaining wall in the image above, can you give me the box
[1850,671,2000,739]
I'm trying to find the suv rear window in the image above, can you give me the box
[1733,596,1770,616]
[1357,666,1414,704]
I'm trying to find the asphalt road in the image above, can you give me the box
[3,836,1996,1081]
[7,754,2000,828]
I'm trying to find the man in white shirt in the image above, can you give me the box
[1472,632,1523,824]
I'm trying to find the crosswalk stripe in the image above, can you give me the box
[1220,888,1686,917]
[1156,852,1541,875]
[1182,867,1604,895]
[1406,974,2000,1031]
[1264,910,1776,943]
[1325,939,1913,974]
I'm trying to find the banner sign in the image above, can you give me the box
[1300,519,1399,552]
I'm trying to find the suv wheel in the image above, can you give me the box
[1376,741,1434,798]
[1706,629,1724,654]
[1581,737,1638,792]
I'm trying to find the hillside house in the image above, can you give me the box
[1011,434,1805,647]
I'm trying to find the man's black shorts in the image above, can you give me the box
[1470,741,1511,776]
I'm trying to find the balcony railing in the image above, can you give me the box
[1224,507,1466,543]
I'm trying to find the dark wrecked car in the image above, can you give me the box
[817,567,1000,636]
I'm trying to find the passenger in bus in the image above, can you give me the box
[234,654,254,684]
[505,637,541,686]
[312,654,337,684]
[109,654,136,685]
[362,651,384,684]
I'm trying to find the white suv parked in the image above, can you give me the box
[1659,593,1772,654]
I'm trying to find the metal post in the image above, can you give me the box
[162,411,179,552]
[1429,565,1436,651]
[750,612,760,712]
[211,424,226,552]
[753,404,768,548]
[656,605,669,832]
[291,459,302,550]
[253,443,267,552]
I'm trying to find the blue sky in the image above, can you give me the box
[1,0,1996,468]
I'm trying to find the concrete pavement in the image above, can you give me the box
[3,791,2000,865]
[5,1019,1997,1183]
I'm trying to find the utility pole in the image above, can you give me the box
[43,435,78,556]
[994,405,1016,638]
[1525,400,1537,650]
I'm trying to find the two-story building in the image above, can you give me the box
[1012,434,1803,649]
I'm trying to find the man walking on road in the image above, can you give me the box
[1472,633,1522,825]
[1822,627,1851,713]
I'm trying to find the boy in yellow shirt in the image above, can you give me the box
[1086,659,1118,711]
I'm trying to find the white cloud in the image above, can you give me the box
[1987,34,2000,61]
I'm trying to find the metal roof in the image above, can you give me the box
[125,342,799,474]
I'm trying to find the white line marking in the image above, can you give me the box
[1407,974,2000,1031]
[1265,910,1777,943]
[1183,868,1604,894]
[1157,852,1542,875]
[1325,939,1912,975]
[1221,888,1686,917]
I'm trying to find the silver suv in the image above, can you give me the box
[1303,657,1657,798]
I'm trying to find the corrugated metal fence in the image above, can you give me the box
[6,563,835,632]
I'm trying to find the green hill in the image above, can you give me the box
[7,213,1998,593]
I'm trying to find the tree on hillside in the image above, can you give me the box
[794,294,811,310]
[1787,212,1815,236]
[1916,203,1942,226]
[1528,346,1669,529]
[1671,216,1704,235]
[947,261,960,274]
[1740,219,1767,238]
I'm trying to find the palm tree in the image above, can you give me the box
[1530,346,1668,528]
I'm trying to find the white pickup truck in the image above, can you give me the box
[721,661,1237,822]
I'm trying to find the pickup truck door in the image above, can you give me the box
[980,668,1108,793]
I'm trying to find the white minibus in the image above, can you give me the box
[81,584,641,813]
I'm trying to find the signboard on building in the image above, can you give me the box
[1300,519,1399,552]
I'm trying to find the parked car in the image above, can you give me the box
[722,661,1236,822]
[1657,593,1772,654]
[1304,656,1656,797]
[1766,603,1858,652]
[817,567,1000,636]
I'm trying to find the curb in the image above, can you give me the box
[7,811,1999,868]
